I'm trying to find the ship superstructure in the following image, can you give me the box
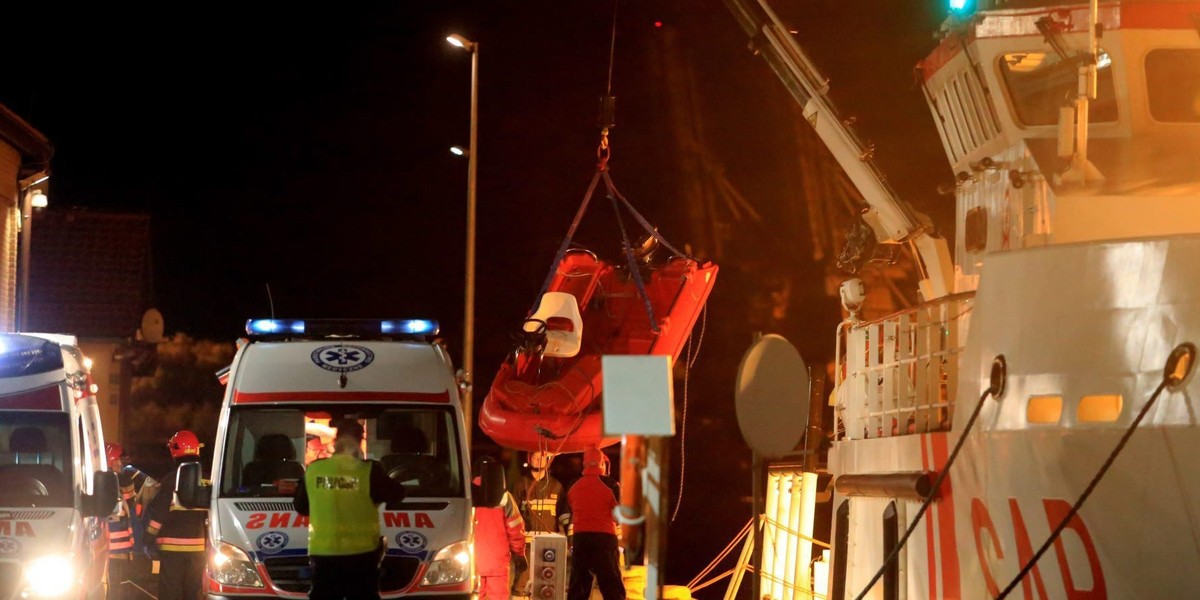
[725,1,1200,598]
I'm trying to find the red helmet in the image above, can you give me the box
[168,430,203,459]
[583,446,609,476]
[105,443,124,467]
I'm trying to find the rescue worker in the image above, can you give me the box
[144,430,209,600]
[472,455,527,600]
[105,443,136,600]
[563,446,624,600]
[293,420,404,600]
[513,451,564,596]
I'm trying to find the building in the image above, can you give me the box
[0,103,53,331]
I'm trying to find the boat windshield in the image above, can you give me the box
[219,404,463,499]
[1146,49,1200,123]
[0,411,74,508]
[999,49,1118,126]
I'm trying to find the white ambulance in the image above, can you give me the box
[0,332,119,599]
[189,319,475,599]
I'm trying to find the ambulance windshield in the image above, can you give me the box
[0,412,73,508]
[219,405,463,498]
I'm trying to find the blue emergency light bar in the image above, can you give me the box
[245,318,440,337]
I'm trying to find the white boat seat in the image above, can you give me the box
[524,292,583,358]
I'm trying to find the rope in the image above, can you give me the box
[602,171,686,257]
[687,517,753,588]
[852,383,998,600]
[607,186,659,334]
[605,0,618,97]
[671,306,707,522]
[531,170,604,314]
[996,377,1173,598]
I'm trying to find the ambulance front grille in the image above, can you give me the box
[261,555,420,592]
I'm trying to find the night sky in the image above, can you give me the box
[1,0,951,588]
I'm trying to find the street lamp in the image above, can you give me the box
[447,33,478,445]
[17,172,49,331]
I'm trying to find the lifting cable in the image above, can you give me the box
[996,342,1196,599]
[529,0,688,333]
[672,305,708,522]
[853,356,1010,600]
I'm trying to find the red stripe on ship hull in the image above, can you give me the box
[233,390,451,404]
[921,435,939,599]
[930,433,961,599]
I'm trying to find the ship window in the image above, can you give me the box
[1146,49,1200,122]
[882,502,899,600]
[832,500,849,600]
[1078,394,1122,422]
[999,50,1118,126]
[965,206,988,253]
[1027,395,1063,423]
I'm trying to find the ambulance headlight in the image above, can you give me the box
[210,542,263,588]
[24,554,75,596]
[421,540,471,586]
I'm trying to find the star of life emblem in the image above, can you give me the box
[311,344,375,373]
[395,530,427,552]
[256,530,289,554]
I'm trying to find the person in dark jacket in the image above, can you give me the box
[144,431,208,600]
[563,446,624,600]
[293,420,404,600]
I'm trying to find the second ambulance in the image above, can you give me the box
[197,319,473,599]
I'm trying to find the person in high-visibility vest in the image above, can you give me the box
[563,446,624,600]
[293,420,404,600]
[512,451,564,596]
[144,431,209,600]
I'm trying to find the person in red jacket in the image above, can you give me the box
[564,446,624,600]
[473,455,527,600]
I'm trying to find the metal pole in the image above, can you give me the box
[462,43,479,447]
[17,189,32,331]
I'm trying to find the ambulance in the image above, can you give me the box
[0,333,119,599]
[188,319,475,599]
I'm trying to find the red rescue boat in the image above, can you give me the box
[480,249,718,453]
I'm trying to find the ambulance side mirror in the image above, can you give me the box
[84,471,120,518]
[176,461,211,509]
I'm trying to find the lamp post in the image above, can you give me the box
[17,173,49,331]
[447,33,478,446]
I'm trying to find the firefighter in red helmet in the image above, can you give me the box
[145,431,208,600]
[563,446,624,600]
[105,443,136,599]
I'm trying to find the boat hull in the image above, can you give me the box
[481,252,718,453]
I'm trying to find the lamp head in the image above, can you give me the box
[446,34,476,52]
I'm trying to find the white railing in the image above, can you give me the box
[834,293,974,440]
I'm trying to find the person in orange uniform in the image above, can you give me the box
[145,431,208,600]
[564,446,624,600]
[473,455,527,600]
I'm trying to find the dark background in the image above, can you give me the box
[1,0,951,590]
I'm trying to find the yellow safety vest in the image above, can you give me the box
[305,455,379,556]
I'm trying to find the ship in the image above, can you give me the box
[718,0,1200,598]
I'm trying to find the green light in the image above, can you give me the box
[949,0,969,11]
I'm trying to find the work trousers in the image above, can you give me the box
[309,549,382,600]
[567,533,625,600]
[480,571,511,600]
[106,555,130,600]
[158,551,205,600]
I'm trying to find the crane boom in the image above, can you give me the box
[723,0,953,298]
